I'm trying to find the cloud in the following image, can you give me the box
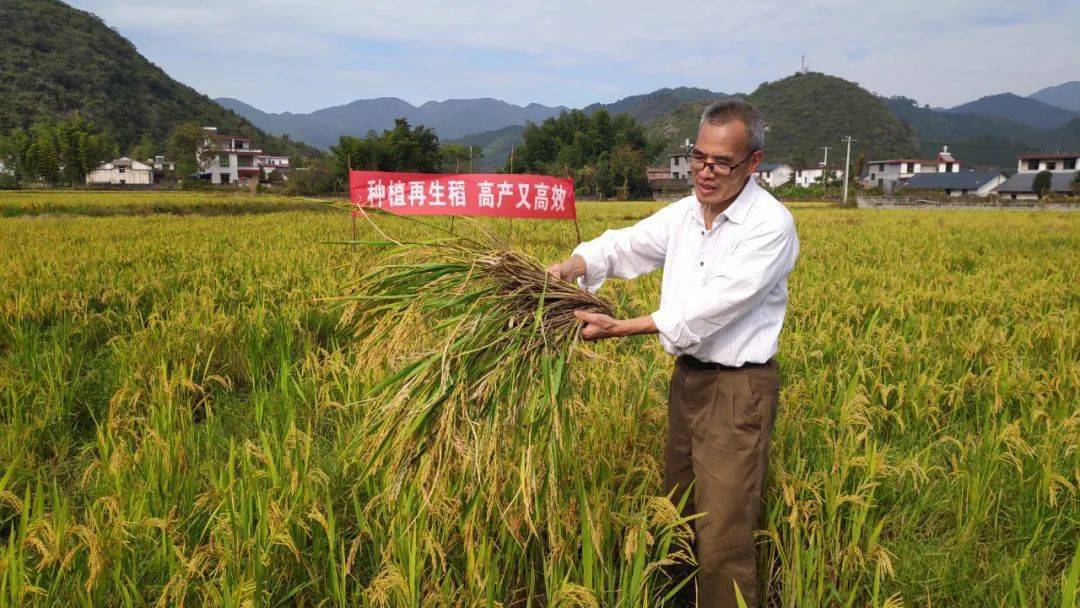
[67,0,1080,111]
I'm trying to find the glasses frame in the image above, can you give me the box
[688,148,756,176]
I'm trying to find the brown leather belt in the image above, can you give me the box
[677,354,773,371]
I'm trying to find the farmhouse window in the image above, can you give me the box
[118,167,125,174]
[219,155,230,167]
[1046,162,1056,170]
[1027,160,1039,170]
[878,164,884,172]
[1065,159,1076,170]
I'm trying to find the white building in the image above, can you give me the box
[257,155,290,178]
[754,162,793,188]
[904,171,1007,197]
[1014,151,1078,173]
[793,167,843,188]
[864,146,961,193]
[200,127,263,185]
[994,152,1079,200]
[149,155,175,172]
[87,157,153,185]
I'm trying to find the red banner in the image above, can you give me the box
[349,170,576,219]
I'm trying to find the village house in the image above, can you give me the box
[199,127,263,185]
[993,151,1079,200]
[903,171,1007,197]
[646,165,670,181]
[258,155,290,179]
[864,146,960,193]
[87,157,153,185]
[793,167,843,188]
[1013,151,1078,174]
[754,162,793,188]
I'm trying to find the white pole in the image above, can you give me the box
[841,136,855,206]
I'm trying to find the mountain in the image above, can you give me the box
[883,96,1080,167]
[217,97,567,149]
[1028,81,1080,113]
[0,0,319,158]
[946,93,1079,130]
[583,87,726,125]
[445,125,524,171]
[646,73,918,167]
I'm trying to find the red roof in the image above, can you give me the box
[1016,151,1079,160]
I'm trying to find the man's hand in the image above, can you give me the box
[545,255,587,283]
[573,310,659,341]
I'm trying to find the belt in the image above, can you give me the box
[677,354,773,372]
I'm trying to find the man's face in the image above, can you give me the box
[692,120,764,206]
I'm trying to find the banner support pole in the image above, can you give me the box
[573,217,582,245]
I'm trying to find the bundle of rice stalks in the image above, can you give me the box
[335,227,612,504]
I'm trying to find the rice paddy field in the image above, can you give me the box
[0,190,1077,607]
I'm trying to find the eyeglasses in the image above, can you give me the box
[688,149,755,176]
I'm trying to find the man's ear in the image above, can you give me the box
[748,150,765,174]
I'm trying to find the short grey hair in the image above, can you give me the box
[699,98,766,152]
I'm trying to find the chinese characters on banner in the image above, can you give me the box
[349,170,576,220]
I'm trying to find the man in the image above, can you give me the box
[546,98,798,607]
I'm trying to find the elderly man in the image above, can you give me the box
[546,98,798,607]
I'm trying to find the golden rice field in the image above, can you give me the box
[0,191,1077,607]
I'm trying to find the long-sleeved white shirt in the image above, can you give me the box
[573,177,799,366]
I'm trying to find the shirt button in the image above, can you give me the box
[700,230,705,236]
[699,261,704,267]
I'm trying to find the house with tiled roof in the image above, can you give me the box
[993,151,1079,200]
[87,157,153,185]
[754,162,793,188]
[863,146,961,193]
[903,171,1007,197]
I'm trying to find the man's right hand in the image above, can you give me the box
[545,254,587,283]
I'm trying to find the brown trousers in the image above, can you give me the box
[664,355,780,608]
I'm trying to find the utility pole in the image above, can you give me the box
[841,136,856,207]
[820,146,830,195]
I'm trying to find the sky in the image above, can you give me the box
[68,0,1080,114]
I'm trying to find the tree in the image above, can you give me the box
[1032,170,1052,199]
[330,118,442,182]
[853,152,866,184]
[511,109,660,199]
[168,122,214,180]
[130,134,157,162]
[440,142,482,173]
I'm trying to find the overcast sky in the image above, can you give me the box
[68,0,1079,113]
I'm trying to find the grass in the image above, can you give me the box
[0,191,1077,606]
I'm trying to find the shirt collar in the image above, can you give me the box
[689,176,758,228]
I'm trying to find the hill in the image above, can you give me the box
[445,125,525,171]
[583,87,725,124]
[946,93,1079,130]
[646,73,917,167]
[218,97,566,149]
[0,0,319,158]
[883,96,1080,167]
[1028,81,1080,112]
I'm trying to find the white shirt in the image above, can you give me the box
[573,177,799,366]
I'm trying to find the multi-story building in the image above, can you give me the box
[864,146,961,193]
[257,155,290,179]
[994,151,1079,200]
[1013,151,1078,174]
[200,127,263,185]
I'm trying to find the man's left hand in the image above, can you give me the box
[573,310,623,341]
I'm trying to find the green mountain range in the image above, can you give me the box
[646,73,919,167]
[0,0,318,158]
